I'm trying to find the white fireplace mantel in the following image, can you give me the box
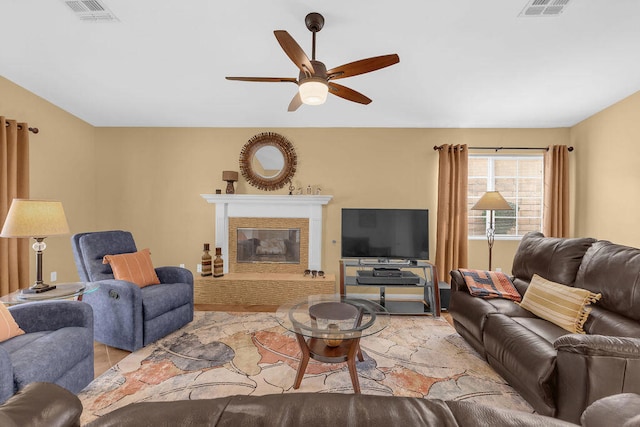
[201,194,333,273]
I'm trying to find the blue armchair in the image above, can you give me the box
[71,230,194,352]
[0,300,94,403]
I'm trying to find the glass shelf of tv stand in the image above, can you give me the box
[339,259,440,317]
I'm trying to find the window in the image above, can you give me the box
[469,155,543,239]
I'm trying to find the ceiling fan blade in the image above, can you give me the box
[288,92,303,112]
[328,82,372,105]
[327,54,400,80]
[226,77,298,83]
[274,30,315,75]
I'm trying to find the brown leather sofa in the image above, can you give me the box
[3,382,639,427]
[449,232,640,423]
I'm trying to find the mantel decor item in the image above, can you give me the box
[222,171,239,194]
[201,243,212,277]
[239,132,297,191]
[213,247,224,277]
[0,199,70,293]
[471,191,512,271]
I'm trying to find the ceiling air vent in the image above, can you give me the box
[519,0,571,17]
[62,0,119,22]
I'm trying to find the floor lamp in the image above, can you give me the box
[0,199,70,293]
[472,191,511,271]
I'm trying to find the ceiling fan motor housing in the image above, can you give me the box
[300,60,327,81]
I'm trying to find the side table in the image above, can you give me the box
[0,282,99,306]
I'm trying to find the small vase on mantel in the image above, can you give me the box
[201,244,212,277]
[213,247,224,277]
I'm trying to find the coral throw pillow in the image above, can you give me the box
[0,304,25,342]
[519,274,601,334]
[460,269,522,302]
[103,248,160,288]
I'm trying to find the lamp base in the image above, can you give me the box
[22,284,57,294]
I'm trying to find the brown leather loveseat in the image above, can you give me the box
[3,381,640,427]
[449,232,640,423]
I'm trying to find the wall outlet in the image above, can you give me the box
[179,263,185,268]
[197,264,202,273]
[495,267,502,272]
[50,271,57,282]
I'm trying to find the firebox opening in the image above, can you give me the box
[237,228,301,264]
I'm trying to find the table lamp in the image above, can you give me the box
[471,191,511,271]
[222,170,239,194]
[0,199,70,293]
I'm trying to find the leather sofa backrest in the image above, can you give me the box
[512,232,596,286]
[575,240,640,323]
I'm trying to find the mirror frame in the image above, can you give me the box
[239,132,297,191]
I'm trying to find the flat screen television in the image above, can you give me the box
[341,208,429,260]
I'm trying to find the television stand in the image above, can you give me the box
[339,259,440,316]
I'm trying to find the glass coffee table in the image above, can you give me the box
[0,282,99,306]
[276,295,390,393]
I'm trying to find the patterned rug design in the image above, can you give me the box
[79,311,533,424]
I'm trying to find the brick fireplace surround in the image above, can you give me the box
[197,194,335,305]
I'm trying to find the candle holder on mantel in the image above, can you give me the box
[222,171,239,194]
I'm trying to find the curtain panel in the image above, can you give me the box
[435,144,468,284]
[543,145,570,238]
[1,117,30,295]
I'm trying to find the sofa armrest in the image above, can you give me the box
[554,334,640,358]
[8,301,93,334]
[155,266,193,285]
[0,382,82,427]
[581,393,640,427]
[450,270,469,292]
[554,334,640,423]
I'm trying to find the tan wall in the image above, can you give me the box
[93,127,569,280]
[1,76,97,286]
[570,90,640,247]
[6,74,605,288]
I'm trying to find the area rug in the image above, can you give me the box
[79,311,533,424]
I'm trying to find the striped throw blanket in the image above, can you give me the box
[459,269,522,302]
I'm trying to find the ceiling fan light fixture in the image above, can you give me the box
[299,79,328,105]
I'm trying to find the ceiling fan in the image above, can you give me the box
[226,12,400,111]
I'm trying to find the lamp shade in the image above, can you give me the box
[471,191,511,211]
[299,79,328,105]
[222,170,239,182]
[0,199,70,238]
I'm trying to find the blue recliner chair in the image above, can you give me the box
[0,300,94,403]
[71,230,194,352]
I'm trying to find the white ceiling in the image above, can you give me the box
[2,0,640,128]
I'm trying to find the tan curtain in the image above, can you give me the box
[1,117,30,295]
[543,145,570,237]
[435,144,468,284]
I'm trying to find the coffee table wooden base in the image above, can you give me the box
[293,333,365,393]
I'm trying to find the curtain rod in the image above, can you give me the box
[433,145,573,152]
[4,122,39,134]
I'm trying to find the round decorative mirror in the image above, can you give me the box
[239,132,297,191]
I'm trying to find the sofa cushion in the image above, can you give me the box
[483,313,558,417]
[519,274,601,334]
[574,240,640,322]
[103,249,160,288]
[512,232,596,286]
[141,282,192,320]
[584,306,640,337]
[8,326,93,391]
[0,305,24,343]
